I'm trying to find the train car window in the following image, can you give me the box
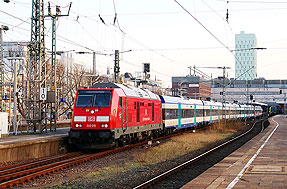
[184,109,188,118]
[196,109,200,116]
[119,97,123,108]
[140,102,144,106]
[134,102,136,109]
[178,109,181,118]
[170,109,178,119]
[163,109,180,120]
[206,109,209,116]
[186,109,191,118]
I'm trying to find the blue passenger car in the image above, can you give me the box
[159,95,205,130]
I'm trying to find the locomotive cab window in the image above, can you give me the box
[75,95,93,108]
[76,90,112,108]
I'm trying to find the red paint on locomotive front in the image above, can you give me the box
[70,84,162,149]
[72,88,162,131]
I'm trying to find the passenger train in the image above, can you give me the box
[69,83,263,149]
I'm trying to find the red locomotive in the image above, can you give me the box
[69,83,162,149]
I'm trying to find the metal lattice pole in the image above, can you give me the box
[39,0,47,132]
[49,16,57,131]
[23,0,45,132]
[0,29,4,112]
[46,2,72,131]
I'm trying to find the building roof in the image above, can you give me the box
[172,76,210,84]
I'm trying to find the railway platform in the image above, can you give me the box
[183,114,287,188]
[0,126,70,163]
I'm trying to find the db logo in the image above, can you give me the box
[88,116,95,122]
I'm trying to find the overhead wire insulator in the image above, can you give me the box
[98,14,106,25]
[56,6,61,16]
[113,13,117,25]
[226,1,229,23]
[48,2,51,15]
[226,9,229,23]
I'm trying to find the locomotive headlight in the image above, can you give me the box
[90,110,95,114]
[79,124,82,128]
[75,124,79,127]
[100,124,108,128]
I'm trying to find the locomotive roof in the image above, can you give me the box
[90,83,120,89]
[90,83,159,100]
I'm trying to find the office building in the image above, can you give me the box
[235,31,257,80]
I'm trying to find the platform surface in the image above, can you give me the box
[0,127,70,146]
[182,115,287,189]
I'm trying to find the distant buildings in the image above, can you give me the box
[235,31,257,80]
[211,78,287,105]
[172,76,211,100]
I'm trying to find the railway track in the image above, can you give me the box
[0,119,262,188]
[0,127,196,188]
[134,118,269,189]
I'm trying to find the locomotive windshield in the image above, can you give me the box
[76,90,112,108]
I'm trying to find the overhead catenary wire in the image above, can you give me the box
[0,9,30,24]
[112,0,124,33]
[69,9,178,64]
[1,1,268,83]
[74,18,106,50]
[2,0,279,86]
[217,0,287,4]
[174,0,254,80]
[173,1,267,100]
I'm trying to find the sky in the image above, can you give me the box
[1,0,287,87]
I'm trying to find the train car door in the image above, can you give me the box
[194,105,196,126]
[178,103,181,129]
[210,106,212,122]
[119,97,127,131]
[218,106,220,121]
